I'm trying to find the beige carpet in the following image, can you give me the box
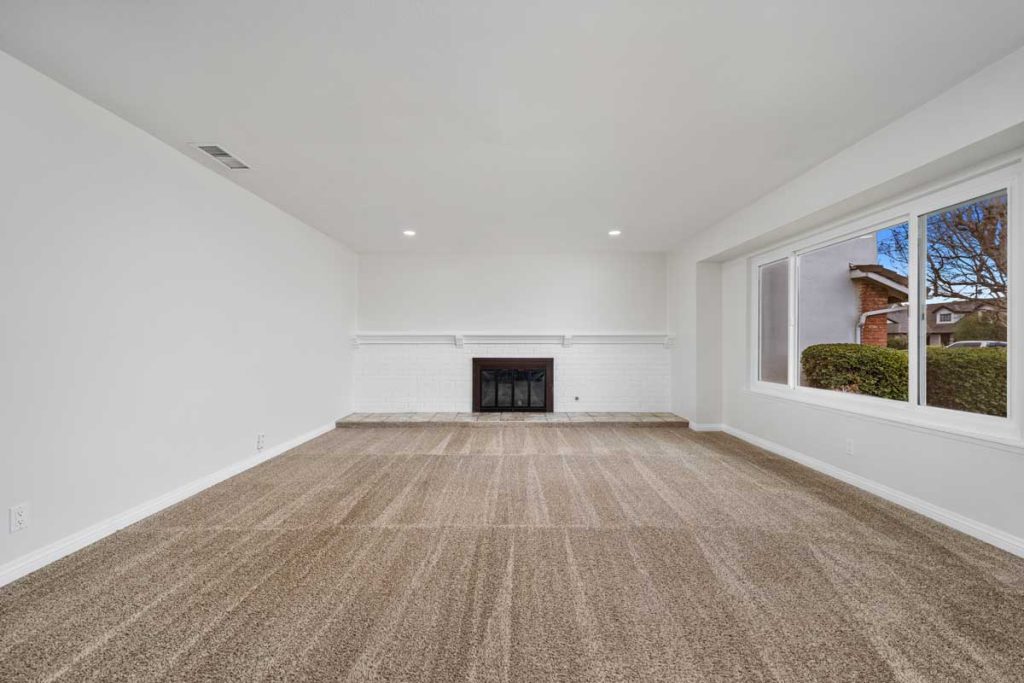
[2,425,1023,681]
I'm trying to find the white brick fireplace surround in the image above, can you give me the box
[353,334,672,413]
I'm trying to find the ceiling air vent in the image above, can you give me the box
[195,144,249,170]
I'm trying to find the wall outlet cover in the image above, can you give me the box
[10,503,28,533]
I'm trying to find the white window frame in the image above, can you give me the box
[748,155,1022,447]
[754,257,793,384]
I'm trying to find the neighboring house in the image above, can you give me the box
[887,300,1001,346]
[791,216,1002,356]
[797,235,878,357]
[804,253,1000,349]
[796,239,911,357]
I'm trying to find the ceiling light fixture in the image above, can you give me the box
[608,230,622,236]
[402,230,416,236]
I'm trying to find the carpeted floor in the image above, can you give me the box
[2,425,1023,681]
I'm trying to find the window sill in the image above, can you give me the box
[745,382,1024,451]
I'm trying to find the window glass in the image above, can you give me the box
[758,259,789,384]
[920,190,1008,416]
[796,223,910,399]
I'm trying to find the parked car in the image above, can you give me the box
[946,340,1007,348]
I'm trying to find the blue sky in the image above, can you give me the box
[875,223,908,274]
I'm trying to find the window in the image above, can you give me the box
[920,190,1008,416]
[758,259,789,384]
[752,163,1015,434]
[796,222,909,397]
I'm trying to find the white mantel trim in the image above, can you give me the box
[352,332,674,348]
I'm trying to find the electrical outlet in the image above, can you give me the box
[256,433,265,451]
[10,503,28,533]
[844,438,855,456]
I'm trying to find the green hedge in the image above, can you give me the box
[801,343,1006,416]
[926,347,1006,416]
[801,344,908,400]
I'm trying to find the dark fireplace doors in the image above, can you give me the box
[472,358,554,412]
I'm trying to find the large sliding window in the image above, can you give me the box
[751,162,1018,437]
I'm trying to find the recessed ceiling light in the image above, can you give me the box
[402,230,416,237]
[608,230,622,236]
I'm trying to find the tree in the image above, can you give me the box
[878,192,1008,321]
[954,312,1006,342]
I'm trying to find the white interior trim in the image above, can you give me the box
[0,422,336,588]
[353,334,459,346]
[745,385,1024,452]
[688,422,725,432]
[353,332,674,347]
[716,424,1024,559]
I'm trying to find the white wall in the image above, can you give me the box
[0,51,357,572]
[670,45,1024,551]
[355,342,671,413]
[355,251,670,412]
[693,262,723,426]
[357,252,667,332]
[668,257,723,425]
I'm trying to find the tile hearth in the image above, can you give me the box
[336,412,688,427]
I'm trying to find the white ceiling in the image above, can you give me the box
[2,1,1024,253]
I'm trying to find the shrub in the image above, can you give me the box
[801,344,908,400]
[801,343,1006,416]
[926,347,1006,416]
[887,334,908,350]
[953,313,1006,342]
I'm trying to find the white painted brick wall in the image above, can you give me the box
[354,344,671,412]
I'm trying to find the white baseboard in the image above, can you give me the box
[688,422,725,432]
[720,425,1024,559]
[0,422,336,588]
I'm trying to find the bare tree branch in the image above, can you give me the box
[878,193,1007,322]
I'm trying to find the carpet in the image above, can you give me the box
[2,425,1023,681]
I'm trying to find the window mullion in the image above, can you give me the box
[908,207,921,406]
[788,254,798,389]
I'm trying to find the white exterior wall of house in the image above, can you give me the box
[796,237,876,357]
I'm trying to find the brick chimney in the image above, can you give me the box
[856,280,891,347]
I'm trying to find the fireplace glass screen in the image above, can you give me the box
[480,369,546,409]
[474,359,552,412]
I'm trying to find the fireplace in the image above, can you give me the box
[472,358,554,412]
